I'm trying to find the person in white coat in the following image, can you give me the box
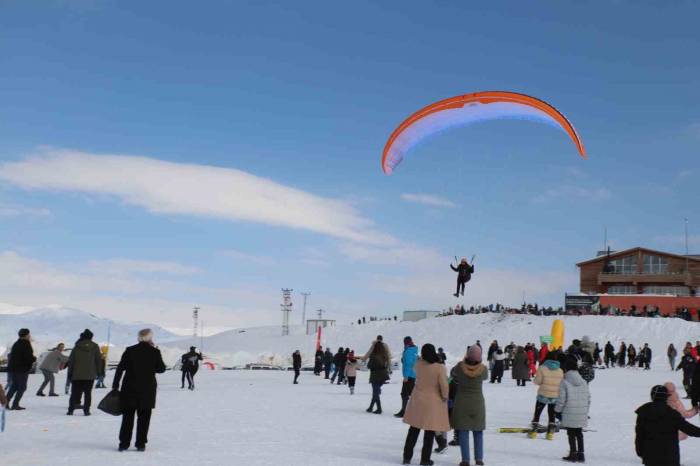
[555,358,591,463]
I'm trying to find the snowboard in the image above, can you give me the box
[499,426,595,434]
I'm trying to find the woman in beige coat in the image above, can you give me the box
[402,344,450,466]
[530,351,564,439]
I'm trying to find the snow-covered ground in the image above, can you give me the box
[3,362,700,466]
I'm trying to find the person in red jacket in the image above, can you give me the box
[538,343,549,366]
[526,345,537,378]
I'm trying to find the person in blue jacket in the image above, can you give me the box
[394,336,418,418]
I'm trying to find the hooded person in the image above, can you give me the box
[450,258,474,297]
[530,352,564,439]
[113,329,166,452]
[395,336,418,418]
[344,351,359,394]
[636,385,700,466]
[402,344,450,466]
[449,344,488,466]
[5,328,36,410]
[67,329,101,416]
[555,358,591,462]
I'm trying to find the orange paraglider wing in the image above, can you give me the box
[382,91,585,174]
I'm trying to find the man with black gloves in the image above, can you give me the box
[636,385,700,466]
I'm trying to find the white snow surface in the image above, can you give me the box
[3,361,700,465]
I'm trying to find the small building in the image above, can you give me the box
[577,247,700,296]
[402,310,440,322]
[305,318,336,335]
[574,247,700,315]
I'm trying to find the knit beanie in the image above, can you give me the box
[467,345,482,362]
[18,328,30,337]
[651,385,669,402]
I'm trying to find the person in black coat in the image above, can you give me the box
[677,351,696,399]
[450,258,474,297]
[330,347,345,384]
[604,342,615,368]
[6,328,36,410]
[313,348,323,375]
[690,363,700,408]
[180,347,202,390]
[323,348,333,379]
[636,385,700,466]
[640,344,652,370]
[292,350,302,384]
[112,329,166,452]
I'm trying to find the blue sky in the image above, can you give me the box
[0,1,698,331]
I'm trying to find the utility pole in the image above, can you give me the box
[301,292,310,326]
[192,306,200,339]
[281,289,293,336]
[200,320,204,354]
[685,218,690,274]
[317,308,324,320]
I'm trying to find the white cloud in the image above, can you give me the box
[401,193,457,208]
[338,242,445,268]
[372,268,577,307]
[532,186,611,203]
[0,148,393,245]
[221,249,276,267]
[0,250,280,329]
[0,203,51,218]
[86,259,200,276]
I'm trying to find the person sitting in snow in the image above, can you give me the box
[450,258,474,297]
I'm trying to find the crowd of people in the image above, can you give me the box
[292,333,700,466]
[1,327,167,452]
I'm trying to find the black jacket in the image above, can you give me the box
[450,262,474,281]
[8,338,35,373]
[181,351,202,371]
[292,353,302,370]
[333,351,346,367]
[323,350,333,366]
[604,343,615,358]
[635,401,700,465]
[113,342,166,410]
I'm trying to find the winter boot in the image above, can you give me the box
[562,452,578,462]
[577,452,585,463]
[49,392,59,397]
[36,391,45,397]
[449,431,459,446]
[475,461,484,466]
[433,434,448,454]
[394,398,408,417]
[366,400,375,413]
[528,422,539,439]
[373,399,382,414]
[546,422,556,440]
[350,387,354,395]
[459,462,470,466]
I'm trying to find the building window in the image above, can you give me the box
[608,255,637,274]
[643,286,690,296]
[643,255,668,274]
[607,285,638,294]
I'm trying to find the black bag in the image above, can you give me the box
[98,389,122,416]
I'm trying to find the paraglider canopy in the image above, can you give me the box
[382,91,586,174]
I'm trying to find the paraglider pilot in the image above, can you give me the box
[451,258,474,297]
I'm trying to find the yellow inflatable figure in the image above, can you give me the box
[550,319,565,351]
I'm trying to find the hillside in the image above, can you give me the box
[0,306,181,355]
[162,313,698,367]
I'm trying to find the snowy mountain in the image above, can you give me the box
[0,306,181,355]
[162,313,700,368]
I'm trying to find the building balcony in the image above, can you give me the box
[598,272,693,286]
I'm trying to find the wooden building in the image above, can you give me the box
[577,247,700,296]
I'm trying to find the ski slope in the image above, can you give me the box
[2,360,700,466]
[162,313,700,368]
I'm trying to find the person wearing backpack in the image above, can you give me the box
[361,336,391,414]
[530,352,564,440]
